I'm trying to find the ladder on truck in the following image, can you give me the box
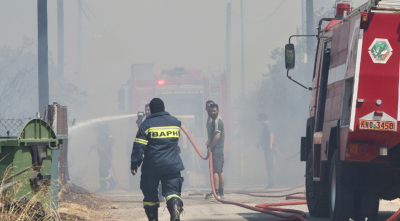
[345,0,400,21]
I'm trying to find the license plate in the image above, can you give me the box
[359,119,395,131]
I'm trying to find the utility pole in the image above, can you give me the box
[226,2,231,96]
[226,2,236,177]
[57,0,64,76]
[77,0,82,77]
[306,0,314,71]
[240,0,245,176]
[38,0,49,115]
[240,0,245,96]
[301,0,305,34]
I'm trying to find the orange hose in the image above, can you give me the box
[274,149,300,161]
[182,126,400,220]
[183,125,302,194]
[181,126,308,221]
[286,195,306,200]
[242,192,304,198]
[387,210,400,221]
[237,184,305,194]
[209,152,308,221]
[181,126,209,160]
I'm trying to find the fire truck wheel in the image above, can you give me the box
[354,190,379,221]
[329,150,355,220]
[305,152,329,217]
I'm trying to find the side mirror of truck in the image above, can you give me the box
[285,44,295,70]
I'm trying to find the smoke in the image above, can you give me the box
[69,114,137,132]
[1,0,362,192]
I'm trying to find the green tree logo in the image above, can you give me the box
[368,39,393,64]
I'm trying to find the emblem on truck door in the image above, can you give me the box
[368,38,393,64]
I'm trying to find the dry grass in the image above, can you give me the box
[0,164,109,221]
[0,165,60,221]
[58,203,101,220]
[58,182,110,220]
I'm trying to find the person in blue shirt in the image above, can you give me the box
[130,98,184,221]
[257,113,276,189]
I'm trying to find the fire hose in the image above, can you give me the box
[241,192,304,198]
[388,211,400,221]
[181,126,309,221]
[182,125,400,221]
[208,150,308,221]
[274,149,300,161]
[183,125,303,195]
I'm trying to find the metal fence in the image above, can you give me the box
[0,115,38,137]
[0,119,26,137]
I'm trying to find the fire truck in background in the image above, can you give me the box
[120,64,230,188]
[285,0,400,220]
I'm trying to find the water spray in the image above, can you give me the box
[69,114,137,132]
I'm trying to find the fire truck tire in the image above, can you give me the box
[354,190,379,221]
[329,150,355,221]
[305,152,329,217]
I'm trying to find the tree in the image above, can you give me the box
[0,37,87,186]
[232,7,334,176]
[0,37,37,119]
[0,37,86,119]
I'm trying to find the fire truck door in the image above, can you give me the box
[315,41,332,132]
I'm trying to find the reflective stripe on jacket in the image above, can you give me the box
[130,112,184,174]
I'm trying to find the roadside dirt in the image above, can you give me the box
[101,187,400,221]
[58,182,111,220]
[54,183,400,220]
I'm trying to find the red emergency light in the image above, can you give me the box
[360,14,369,29]
[336,2,351,18]
[158,80,165,85]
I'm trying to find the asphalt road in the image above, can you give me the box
[101,187,400,221]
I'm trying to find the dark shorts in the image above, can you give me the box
[212,153,224,173]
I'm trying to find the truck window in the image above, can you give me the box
[315,41,332,132]
[340,78,353,127]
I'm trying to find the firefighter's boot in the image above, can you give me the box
[167,198,183,221]
[144,207,158,221]
[108,177,117,191]
[96,179,108,192]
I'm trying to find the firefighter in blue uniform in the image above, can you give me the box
[131,98,184,221]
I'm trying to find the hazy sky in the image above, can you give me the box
[0,0,370,188]
[0,0,367,120]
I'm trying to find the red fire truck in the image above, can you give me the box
[123,64,230,187]
[285,1,400,220]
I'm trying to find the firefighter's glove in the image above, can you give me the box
[130,160,142,171]
[130,163,137,171]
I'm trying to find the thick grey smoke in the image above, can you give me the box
[0,0,370,191]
